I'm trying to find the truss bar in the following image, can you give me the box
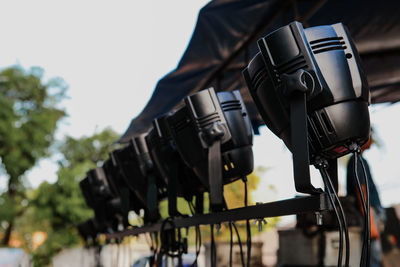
[105,193,330,240]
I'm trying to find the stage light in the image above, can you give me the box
[112,135,166,223]
[77,218,100,243]
[146,115,204,216]
[243,21,370,194]
[79,167,123,232]
[166,88,253,211]
[102,157,143,228]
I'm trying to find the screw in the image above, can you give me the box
[252,218,267,232]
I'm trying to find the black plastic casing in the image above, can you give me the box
[243,22,370,160]
[102,157,141,223]
[80,168,113,211]
[80,177,96,210]
[113,143,147,209]
[112,134,164,222]
[77,218,100,242]
[146,120,171,189]
[79,167,122,232]
[166,88,254,189]
[146,116,204,198]
[131,134,167,197]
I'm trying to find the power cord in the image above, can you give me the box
[210,224,216,267]
[321,167,350,267]
[352,151,369,267]
[242,176,252,267]
[232,221,246,267]
[356,152,371,267]
[316,159,344,267]
[159,217,185,267]
[152,232,159,266]
[190,225,201,267]
[187,200,195,215]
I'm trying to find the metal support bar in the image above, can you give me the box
[105,193,331,240]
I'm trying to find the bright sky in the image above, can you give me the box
[0,1,399,208]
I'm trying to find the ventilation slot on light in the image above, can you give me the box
[196,113,220,129]
[276,56,308,75]
[311,116,325,138]
[310,36,346,54]
[173,117,191,133]
[221,100,241,112]
[320,112,334,134]
[251,67,269,90]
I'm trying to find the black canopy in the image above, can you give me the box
[120,0,400,142]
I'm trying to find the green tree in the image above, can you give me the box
[0,66,67,245]
[26,128,119,266]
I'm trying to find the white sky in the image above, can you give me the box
[0,1,399,207]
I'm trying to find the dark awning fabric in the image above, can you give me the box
[120,0,400,143]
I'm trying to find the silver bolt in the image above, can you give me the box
[253,218,267,232]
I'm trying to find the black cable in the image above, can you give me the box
[177,226,183,266]
[320,169,344,267]
[321,168,350,267]
[246,219,251,267]
[229,222,233,267]
[210,224,216,267]
[243,177,252,267]
[198,226,202,267]
[160,217,184,260]
[191,227,199,267]
[357,153,371,267]
[148,233,155,263]
[232,222,246,267]
[191,225,201,267]
[152,232,159,265]
[153,233,160,267]
[353,152,368,267]
[188,200,195,215]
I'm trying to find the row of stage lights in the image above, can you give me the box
[78,21,371,267]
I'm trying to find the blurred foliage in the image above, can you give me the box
[4,128,119,266]
[0,66,67,245]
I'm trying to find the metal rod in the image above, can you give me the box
[105,193,331,240]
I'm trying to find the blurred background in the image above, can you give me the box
[0,1,400,266]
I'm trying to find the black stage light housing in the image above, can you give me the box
[79,167,123,232]
[243,21,370,194]
[77,218,100,244]
[167,88,254,211]
[102,157,143,228]
[112,135,165,223]
[146,115,204,216]
[111,144,147,212]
